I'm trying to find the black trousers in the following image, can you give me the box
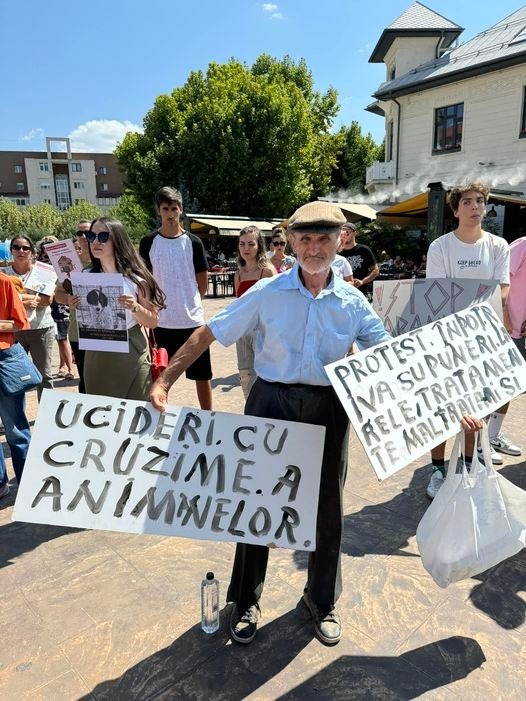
[226,378,350,609]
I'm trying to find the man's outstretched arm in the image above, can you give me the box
[150,325,216,411]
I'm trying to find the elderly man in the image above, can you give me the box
[150,201,390,645]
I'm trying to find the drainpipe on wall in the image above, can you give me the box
[392,95,401,187]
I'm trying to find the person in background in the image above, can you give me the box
[268,228,296,273]
[62,220,92,391]
[339,223,379,298]
[424,182,518,500]
[68,218,166,400]
[507,233,526,361]
[234,225,275,398]
[0,272,31,496]
[139,187,213,410]
[10,235,55,400]
[37,236,75,381]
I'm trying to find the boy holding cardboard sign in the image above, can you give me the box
[425,182,519,499]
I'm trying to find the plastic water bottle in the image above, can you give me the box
[201,571,219,633]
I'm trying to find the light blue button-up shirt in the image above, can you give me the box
[208,265,390,386]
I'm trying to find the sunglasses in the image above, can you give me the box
[86,231,110,244]
[12,244,32,252]
[272,241,286,247]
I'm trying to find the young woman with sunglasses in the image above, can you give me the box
[9,235,55,398]
[235,226,275,398]
[268,229,295,273]
[69,218,166,400]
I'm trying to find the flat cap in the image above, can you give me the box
[287,201,346,235]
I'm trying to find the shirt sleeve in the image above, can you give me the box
[3,277,29,330]
[510,240,526,277]
[207,283,262,346]
[190,235,208,274]
[493,237,510,285]
[364,246,377,268]
[425,239,447,278]
[355,298,391,349]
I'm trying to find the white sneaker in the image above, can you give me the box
[490,433,522,456]
[477,446,503,465]
[426,469,444,499]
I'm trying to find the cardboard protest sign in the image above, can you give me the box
[372,278,502,336]
[71,271,128,352]
[44,239,83,282]
[13,391,326,551]
[325,303,526,480]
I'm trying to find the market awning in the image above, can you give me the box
[188,215,281,237]
[329,202,381,222]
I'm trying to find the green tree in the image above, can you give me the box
[58,201,102,238]
[0,198,23,237]
[109,193,151,242]
[116,55,341,217]
[330,122,384,195]
[19,203,62,239]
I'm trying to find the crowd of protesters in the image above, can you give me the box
[0,182,524,646]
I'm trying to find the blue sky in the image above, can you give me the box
[1,1,523,152]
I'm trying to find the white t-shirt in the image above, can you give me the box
[332,254,353,279]
[426,230,510,284]
[149,234,205,328]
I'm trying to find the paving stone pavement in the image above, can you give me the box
[1,295,525,700]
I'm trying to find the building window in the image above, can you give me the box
[101,183,109,192]
[43,199,52,204]
[71,162,82,172]
[16,182,25,191]
[520,86,526,138]
[15,198,28,206]
[73,181,85,189]
[14,165,22,173]
[98,166,108,175]
[39,162,49,172]
[40,183,51,190]
[433,103,463,152]
[387,120,394,162]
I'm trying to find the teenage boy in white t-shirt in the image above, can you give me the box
[139,186,212,410]
[425,182,520,499]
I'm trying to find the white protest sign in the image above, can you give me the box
[24,261,57,295]
[71,271,128,352]
[13,391,326,551]
[372,278,502,336]
[44,239,83,282]
[325,303,526,480]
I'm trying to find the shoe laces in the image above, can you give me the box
[240,603,260,623]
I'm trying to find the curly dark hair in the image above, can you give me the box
[448,182,490,212]
[88,217,166,308]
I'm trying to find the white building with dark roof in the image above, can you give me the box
[365,1,526,213]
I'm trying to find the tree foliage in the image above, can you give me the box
[19,203,62,239]
[0,198,22,237]
[57,201,102,238]
[109,193,151,241]
[115,55,341,217]
[330,122,384,195]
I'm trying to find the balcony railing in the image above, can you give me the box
[366,160,394,185]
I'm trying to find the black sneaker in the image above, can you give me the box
[301,593,341,645]
[229,603,261,644]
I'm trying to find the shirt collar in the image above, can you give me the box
[281,263,349,300]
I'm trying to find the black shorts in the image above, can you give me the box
[154,326,213,382]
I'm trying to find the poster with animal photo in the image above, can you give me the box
[71,271,129,352]
[44,239,83,283]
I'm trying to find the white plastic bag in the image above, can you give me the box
[416,426,526,588]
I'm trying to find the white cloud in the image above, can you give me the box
[358,43,371,54]
[67,119,143,153]
[21,127,44,142]
[262,3,284,19]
